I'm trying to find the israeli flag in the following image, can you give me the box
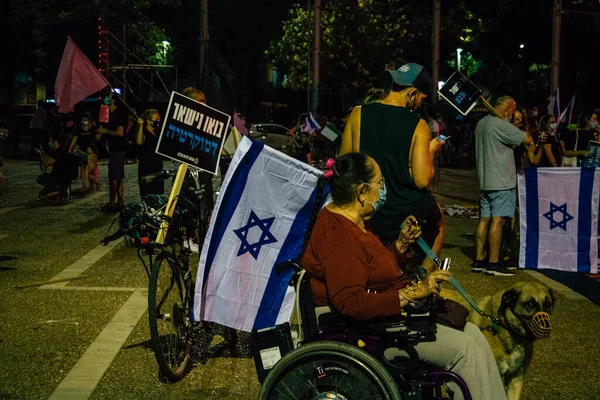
[518,168,599,273]
[300,112,322,134]
[193,136,327,332]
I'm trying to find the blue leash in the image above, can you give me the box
[412,236,500,330]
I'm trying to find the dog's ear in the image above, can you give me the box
[500,288,518,313]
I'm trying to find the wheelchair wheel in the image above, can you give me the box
[259,341,401,400]
[148,252,192,381]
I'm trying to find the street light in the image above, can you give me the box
[520,43,525,49]
[162,40,170,59]
[457,48,463,73]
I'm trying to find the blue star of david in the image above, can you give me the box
[542,202,574,231]
[233,211,278,260]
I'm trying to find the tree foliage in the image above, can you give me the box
[266,1,429,96]
[8,0,169,78]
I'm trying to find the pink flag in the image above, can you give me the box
[55,36,109,113]
[234,112,248,135]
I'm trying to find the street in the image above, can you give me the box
[0,157,599,400]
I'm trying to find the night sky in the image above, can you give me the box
[4,0,600,119]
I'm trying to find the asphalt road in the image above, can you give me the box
[0,155,599,400]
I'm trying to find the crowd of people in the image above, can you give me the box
[10,63,578,398]
[28,90,171,207]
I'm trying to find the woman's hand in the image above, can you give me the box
[419,269,451,297]
[395,215,421,253]
[399,269,451,302]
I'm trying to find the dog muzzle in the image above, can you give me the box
[526,312,551,339]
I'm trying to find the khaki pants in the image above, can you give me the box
[385,322,507,400]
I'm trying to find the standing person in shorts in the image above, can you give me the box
[96,92,128,212]
[473,96,544,276]
[69,112,95,191]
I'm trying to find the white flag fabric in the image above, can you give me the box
[193,136,326,332]
[518,168,599,273]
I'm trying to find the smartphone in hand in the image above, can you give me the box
[439,134,451,142]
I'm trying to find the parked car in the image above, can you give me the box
[248,123,292,150]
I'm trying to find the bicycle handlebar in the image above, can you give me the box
[142,169,177,184]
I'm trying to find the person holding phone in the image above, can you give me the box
[340,63,447,276]
[423,107,442,193]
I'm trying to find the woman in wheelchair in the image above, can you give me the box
[299,153,506,400]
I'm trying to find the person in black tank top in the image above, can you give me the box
[136,109,164,200]
[340,63,446,274]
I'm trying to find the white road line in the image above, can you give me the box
[38,286,144,292]
[40,238,124,289]
[0,205,27,216]
[48,288,148,400]
[524,270,589,300]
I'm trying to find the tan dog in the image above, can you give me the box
[442,282,555,400]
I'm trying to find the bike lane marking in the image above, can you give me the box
[47,288,148,400]
[39,238,124,289]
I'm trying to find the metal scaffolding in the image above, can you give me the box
[98,25,177,103]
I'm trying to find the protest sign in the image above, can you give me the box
[586,141,600,168]
[156,91,230,175]
[320,123,339,142]
[438,72,483,116]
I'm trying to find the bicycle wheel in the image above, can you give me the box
[148,251,192,381]
[259,341,401,400]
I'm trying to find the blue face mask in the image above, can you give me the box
[48,140,54,149]
[103,96,111,105]
[365,180,387,211]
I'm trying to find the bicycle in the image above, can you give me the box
[101,162,236,382]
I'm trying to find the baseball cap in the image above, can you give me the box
[378,63,433,97]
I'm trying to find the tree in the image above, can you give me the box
[8,0,170,79]
[266,1,430,100]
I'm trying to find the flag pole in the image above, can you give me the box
[479,96,503,119]
[155,163,188,245]
[107,84,139,118]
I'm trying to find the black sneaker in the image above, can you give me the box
[471,260,487,273]
[485,263,516,276]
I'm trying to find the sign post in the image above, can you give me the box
[154,91,231,245]
[438,71,502,118]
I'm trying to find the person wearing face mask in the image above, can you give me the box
[560,109,596,167]
[301,153,508,400]
[473,96,542,277]
[69,112,96,191]
[97,92,128,212]
[135,109,164,200]
[340,63,445,276]
[539,114,562,167]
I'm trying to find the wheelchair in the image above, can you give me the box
[256,262,472,400]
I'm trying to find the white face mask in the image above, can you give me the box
[550,123,557,130]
